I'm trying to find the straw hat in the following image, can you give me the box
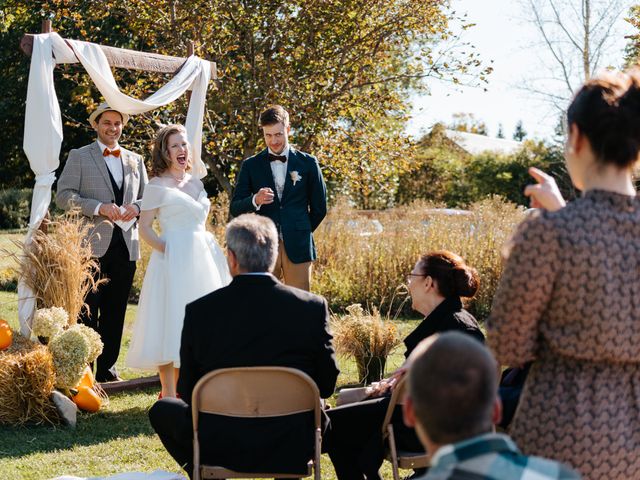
[88,102,130,126]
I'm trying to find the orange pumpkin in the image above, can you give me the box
[77,366,95,389]
[0,319,12,350]
[72,386,102,412]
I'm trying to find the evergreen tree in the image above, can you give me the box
[513,120,527,141]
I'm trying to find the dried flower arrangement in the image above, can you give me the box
[331,304,401,384]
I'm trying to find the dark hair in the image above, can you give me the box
[567,69,640,169]
[416,251,479,298]
[259,105,290,127]
[150,124,193,177]
[408,332,497,444]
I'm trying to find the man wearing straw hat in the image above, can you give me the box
[56,102,148,383]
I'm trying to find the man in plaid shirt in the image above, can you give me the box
[403,333,580,480]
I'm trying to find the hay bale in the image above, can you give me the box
[0,334,59,425]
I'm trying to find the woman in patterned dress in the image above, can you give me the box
[488,69,640,479]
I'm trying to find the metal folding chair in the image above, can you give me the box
[381,376,429,480]
[191,366,322,480]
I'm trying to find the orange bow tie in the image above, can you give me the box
[103,148,121,157]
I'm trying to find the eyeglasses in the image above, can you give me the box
[406,273,426,284]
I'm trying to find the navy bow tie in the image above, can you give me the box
[269,154,287,163]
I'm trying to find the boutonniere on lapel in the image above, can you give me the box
[290,171,302,186]
[123,154,138,171]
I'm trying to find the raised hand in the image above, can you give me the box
[255,187,275,206]
[524,167,566,212]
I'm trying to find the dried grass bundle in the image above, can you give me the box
[7,212,102,324]
[0,334,59,425]
[332,304,401,384]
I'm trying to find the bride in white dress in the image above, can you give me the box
[126,124,231,398]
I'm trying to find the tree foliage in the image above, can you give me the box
[1,0,491,207]
[512,120,527,141]
[448,112,488,136]
[397,124,576,207]
[625,5,640,65]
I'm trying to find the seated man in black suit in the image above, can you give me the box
[149,213,339,478]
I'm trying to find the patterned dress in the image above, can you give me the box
[488,190,640,479]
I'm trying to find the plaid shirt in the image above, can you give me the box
[420,433,581,480]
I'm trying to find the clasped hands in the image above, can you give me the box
[99,203,139,222]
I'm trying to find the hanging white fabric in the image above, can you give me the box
[19,32,212,336]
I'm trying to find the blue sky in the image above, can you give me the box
[406,0,635,141]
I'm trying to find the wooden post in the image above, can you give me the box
[186,41,195,102]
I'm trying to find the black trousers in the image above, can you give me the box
[324,396,424,480]
[80,231,136,382]
[150,397,325,479]
[149,398,194,477]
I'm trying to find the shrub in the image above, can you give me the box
[0,268,18,292]
[465,142,574,206]
[0,189,32,229]
[397,135,576,208]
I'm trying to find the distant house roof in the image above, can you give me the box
[444,129,522,155]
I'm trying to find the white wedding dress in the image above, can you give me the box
[126,183,231,370]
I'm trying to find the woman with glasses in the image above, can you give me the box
[325,250,483,480]
[488,69,640,479]
[404,250,484,354]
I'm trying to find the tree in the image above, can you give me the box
[521,0,628,112]
[396,123,473,206]
[448,112,488,136]
[497,123,505,138]
[513,120,527,141]
[2,0,491,208]
[397,129,576,208]
[0,0,173,189]
[625,5,640,65]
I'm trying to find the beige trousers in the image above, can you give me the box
[272,242,312,291]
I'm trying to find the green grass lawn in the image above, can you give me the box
[0,290,421,479]
[0,230,25,271]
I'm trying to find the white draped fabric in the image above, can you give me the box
[19,32,212,335]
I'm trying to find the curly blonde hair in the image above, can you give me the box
[150,124,193,177]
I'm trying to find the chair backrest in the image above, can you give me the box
[381,375,407,436]
[191,366,322,430]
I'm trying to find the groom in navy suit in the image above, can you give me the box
[230,105,327,291]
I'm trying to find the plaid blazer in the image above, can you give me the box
[55,141,148,260]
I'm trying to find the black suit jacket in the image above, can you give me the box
[229,148,327,263]
[177,274,339,473]
[403,296,485,358]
